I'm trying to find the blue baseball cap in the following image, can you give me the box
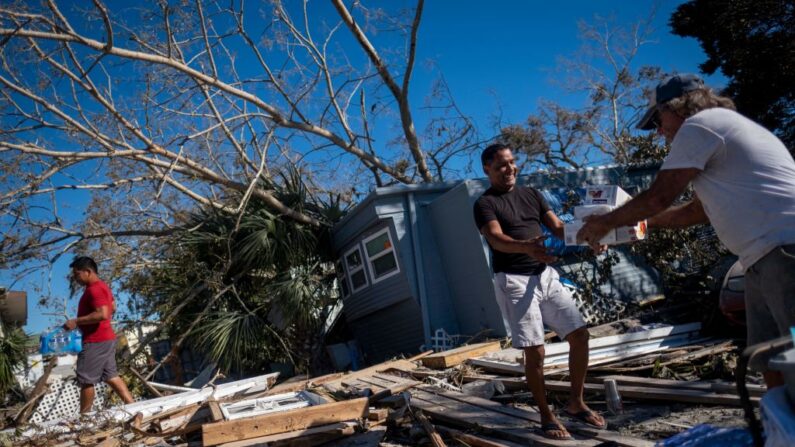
[637,74,705,130]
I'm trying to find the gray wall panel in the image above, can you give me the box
[348,298,425,363]
[339,220,415,322]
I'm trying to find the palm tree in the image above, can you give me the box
[0,323,30,399]
[125,169,347,377]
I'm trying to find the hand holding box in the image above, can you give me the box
[563,185,647,246]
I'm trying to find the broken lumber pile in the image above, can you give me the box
[7,327,753,446]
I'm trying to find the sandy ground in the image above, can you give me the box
[606,403,748,440]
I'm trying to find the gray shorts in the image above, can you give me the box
[745,244,795,372]
[76,339,119,385]
[494,267,586,348]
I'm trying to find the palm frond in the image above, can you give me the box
[193,310,271,373]
[0,323,31,396]
[268,264,336,329]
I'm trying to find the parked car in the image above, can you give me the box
[719,259,746,326]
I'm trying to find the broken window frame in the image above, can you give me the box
[362,227,400,284]
[334,259,350,298]
[344,245,369,293]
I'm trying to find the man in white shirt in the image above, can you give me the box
[578,74,795,388]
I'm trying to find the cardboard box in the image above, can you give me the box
[583,185,632,207]
[564,219,646,246]
[563,219,616,246]
[564,185,647,246]
[614,220,648,243]
[573,204,615,219]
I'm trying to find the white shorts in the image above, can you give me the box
[494,267,586,348]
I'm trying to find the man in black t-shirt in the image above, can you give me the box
[473,143,605,439]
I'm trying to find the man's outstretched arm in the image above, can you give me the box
[648,195,709,229]
[577,168,700,246]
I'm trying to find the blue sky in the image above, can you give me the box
[413,0,724,133]
[5,0,723,336]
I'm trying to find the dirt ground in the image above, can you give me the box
[608,403,748,440]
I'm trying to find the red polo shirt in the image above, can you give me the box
[77,280,116,343]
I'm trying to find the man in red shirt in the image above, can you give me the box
[63,256,134,413]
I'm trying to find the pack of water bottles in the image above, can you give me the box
[39,327,82,355]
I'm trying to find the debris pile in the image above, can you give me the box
[3,321,757,446]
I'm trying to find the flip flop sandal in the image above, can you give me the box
[564,409,607,429]
[538,422,574,440]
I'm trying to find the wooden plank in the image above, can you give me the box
[152,403,202,432]
[217,422,357,447]
[408,389,597,446]
[437,426,528,447]
[322,359,418,393]
[263,372,345,396]
[409,371,761,409]
[344,373,420,397]
[341,372,418,390]
[367,408,388,422]
[407,370,529,392]
[543,380,760,406]
[338,376,407,403]
[15,358,55,425]
[95,438,120,447]
[422,341,502,369]
[596,375,766,397]
[208,398,225,422]
[320,425,386,447]
[127,366,164,398]
[407,350,435,362]
[414,409,448,447]
[202,397,369,446]
[415,386,652,447]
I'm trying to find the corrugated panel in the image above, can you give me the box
[341,272,413,321]
[347,298,425,363]
[556,247,663,303]
[522,164,659,191]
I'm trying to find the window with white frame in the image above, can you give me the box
[334,259,350,298]
[344,245,368,292]
[362,228,400,283]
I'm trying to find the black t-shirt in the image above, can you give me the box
[473,186,551,275]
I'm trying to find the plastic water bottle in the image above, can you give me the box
[47,328,69,353]
[72,330,82,353]
[604,379,623,415]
